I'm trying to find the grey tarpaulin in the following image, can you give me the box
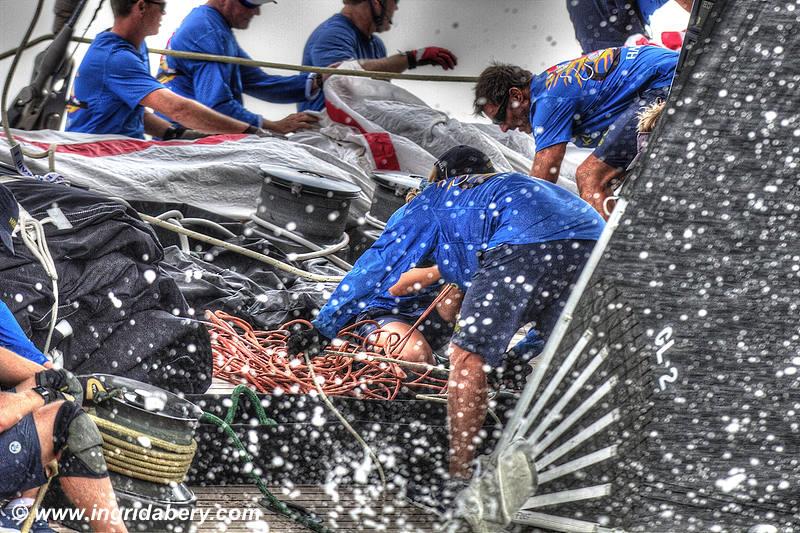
[0,179,212,394]
[475,0,800,531]
[160,244,341,329]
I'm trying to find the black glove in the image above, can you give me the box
[35,368,84,405]
[163,126,209,140]
[285,325,331,357]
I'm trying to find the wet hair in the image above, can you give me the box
[110,0,139,17]
[637,100,666,133]
[473,62,533,116]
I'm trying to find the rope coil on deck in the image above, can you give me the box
[207,311,449,400]
[89,414,197,484]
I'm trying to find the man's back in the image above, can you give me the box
[416,172,604,287]
[159,6,241,106]
[300,13,387,111]
[67,32,163,138]
[530,45,678,150]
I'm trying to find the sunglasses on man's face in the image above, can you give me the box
[490,89,516,125]
[144,0,167,13]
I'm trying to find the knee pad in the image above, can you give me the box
[54,401,108,478]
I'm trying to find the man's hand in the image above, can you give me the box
[285,325,331,357]
[263,113,319,135]
[35,368,83,405]
[406,47,458,70]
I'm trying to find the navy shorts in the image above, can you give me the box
[0,414,47,498]
[566,0,648,53]
[451,240,594,368]
[593,86,669,170]
[354,310,455,352]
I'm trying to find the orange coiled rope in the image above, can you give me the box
[207,311,449,401]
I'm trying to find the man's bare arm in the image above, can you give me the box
[532,143,568,183]
[0,389,45,432]
[388,266,442,296]
[0,347,45,388]
[141,89,250,135]
[359,54,411,74]
[674,0,693,12]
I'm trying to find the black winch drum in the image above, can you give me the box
[369,172,424,223]
[256,165,362,240]
[48,374,202,532]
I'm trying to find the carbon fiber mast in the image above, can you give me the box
[453,0,800,530]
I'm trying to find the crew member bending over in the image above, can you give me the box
[474,46,677,218]
[287,146,604,490]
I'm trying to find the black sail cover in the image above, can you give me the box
[492,0,800,531]
[0,181,212,393]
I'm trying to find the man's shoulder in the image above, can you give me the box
[173,6,227,43]
[84,33,142,66]
[313,13,358,38]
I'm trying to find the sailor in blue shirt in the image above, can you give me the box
[475,45,678,219]
[158,0,320,135]
[68,0,263,139]
[300,0,457,112]
[566,0,692,53]
[287,146,604,479]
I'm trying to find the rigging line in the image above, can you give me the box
[67,36,480,83]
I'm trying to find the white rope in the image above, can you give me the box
[17,210,59,354]
[292,231,349,261]
[364,213,386,231]
[248,214,353,271]
[602,195,619,218]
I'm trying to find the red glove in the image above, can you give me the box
[661,31,685,50]
[406,47,457,70]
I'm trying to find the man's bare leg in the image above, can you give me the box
[447,344,488,480]
[59,476,127,532]
[575,155,623,220]
[32,402,127,532]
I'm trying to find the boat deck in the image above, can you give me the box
[192,484,437,532]
[53,484,438,532]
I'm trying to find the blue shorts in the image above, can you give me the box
[566,0,648,53]
[593,86,669,170]
[354,310,455,352]
[451,240,594,368]
[0,414,47,498]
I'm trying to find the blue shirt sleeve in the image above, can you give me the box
[0,301,48,365]
[106,47,164,109]
[179,39,263,126]
[237,45,311,104]
[313,207,436,338]
[531,95,579,150]
[307,24,363,67]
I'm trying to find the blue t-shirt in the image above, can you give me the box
[529,45,678,151]
[157,6,311,127]
[314,172,604,337]
[67,31,164,138]
[0,301,47,366]
[300,13,387,111]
